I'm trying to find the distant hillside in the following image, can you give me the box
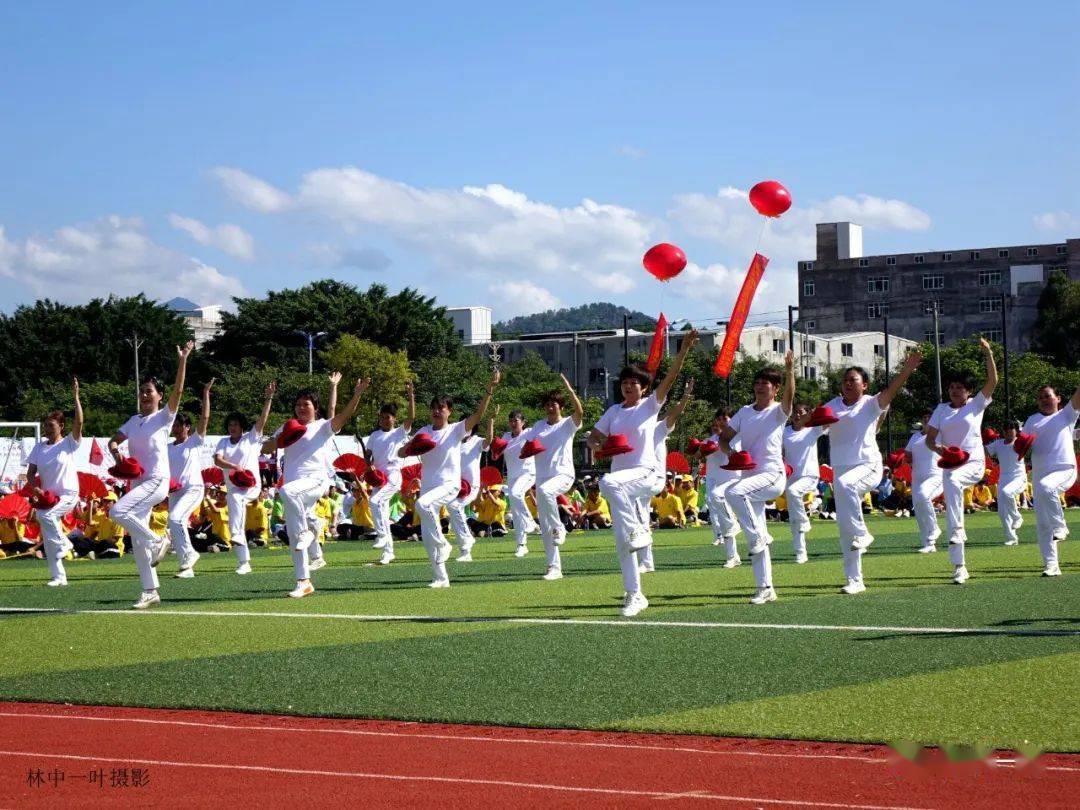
[494,303,657,337]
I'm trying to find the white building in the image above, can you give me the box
[165,297,223,347]
[446,306,492,345]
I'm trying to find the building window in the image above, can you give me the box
[998,249,1009,258]
[922,274,944,290]
[803,281,815,297]
[802,339,816,355]
[588,368,605,383]
[841,343,854,357]
[802,261,814,271]
[980,297,1002,313]
[771,339,785,354]
[867,277,889,293]
[942,253,952,262]
[867,303,888,319]
[886,256,897,266]
[1057,245,1068,255]
[858,258,869,268]
[981,329,1003,343]
[873,344,884,357]
[457,329,465,339]
[978,270,1001,286]
[1026,247,1038,257]
[914,255,925,264]
[805,319,816,330]
[923,329,936,343]
[803,366,817,381]
[970,251,980,260]
[587,342,604,360]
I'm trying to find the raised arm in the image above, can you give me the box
[168,340,195,414]
[877,349,923,409]
[197,378,214,437]
[108,431,127,464]
[404,380,416,431]
[978,338,998,399]
[254,380,276,436]
[326,372,341,420]
[463,369,501,434]
[654,329,699,405]
[72,377,84,443]
[331,377,370,433]
[484,405,499,451]
[782,351,796,416]
[665,378,695,429]
[559,372,584,428]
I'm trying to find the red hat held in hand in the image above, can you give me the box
[31,490,60,510]
[937,446,970,469]
[595,433,633,459]
[886,449,906,470]
[721,450,756,471]
[687,438,702,454]
[981,427,1000,445]
[1013,432,1036,459]
[277,419,307,449]
[805,405,839,427]
[489,436,509,460]
[404,432,437,456]
[229,469,258,488]
[457,479,472,500]
[202,467,224,487]
[519,438,546,460]
[699,440,720,456]
[364,467,388,488]
[108,457,144,480]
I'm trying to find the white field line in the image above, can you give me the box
[0,749,936,809]
[1,605,1078,636]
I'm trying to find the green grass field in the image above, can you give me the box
[1,510,1078,752]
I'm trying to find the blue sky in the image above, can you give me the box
[2,1,1077,327]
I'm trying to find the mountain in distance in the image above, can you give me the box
[494,303,657,337]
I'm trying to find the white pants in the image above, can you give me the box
[226,486,258,566]
[785,475,818,558]
[112,475,169,591]
[911,475,943,548]
[728,470,785,588]
[834,461,882,584]
[601,466,657,595]
[281,477,326,581]
[369,470,402,552]
[536,473,573,571]
[997,475,1027,544]
[942,458,986,567]
[38,493,79,582]
[167,485,204,566]
[1034,467,1077,568]
[634,471,666,571]
[448,484,480,551]
[416,482,459,582]
[706,476,741,558]
[506,473,536,545]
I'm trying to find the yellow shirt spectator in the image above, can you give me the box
[475,489,508,525]
[246,499,270,540]
[351,491,374,530]
[677,483,698,513]
[315,496,334,541]
[582,492,611,521]
[206,499,231,544]
[0,519,25,544]
[972,484,994,508]
[525,489,538,520]
[652,491,685,525]
[149,504,169,538]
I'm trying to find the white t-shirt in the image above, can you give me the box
[501,431,536,481]
[783,425,824,479]
[366,426,409,475]
[216,429,263,492]
[704,432,741,483]
[729,402,789,475]
[1022,403,1079,476]
[526,417,577,482]
[928,392,991,465]
[119,407,177,480]
[417,421,467,491]
[169,433,205,488]
[986,438,1027,484]
[594,393,662,473]
[27,434,80,496]
[825,395,884,468]
[904,431,942,483]
[460,434,484,486]
[652,420,671,476]
[275,418,336,484]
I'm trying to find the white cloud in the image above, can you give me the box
[210,167,293,213]
[1033,211,1079,233]
[0,216,246,306]
[487,280,562,319]
[168,214,255,261]
[671,260,786,314]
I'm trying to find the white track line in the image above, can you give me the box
[0,749,934,809]
[2,605,1076,636]
[0,711,886,764]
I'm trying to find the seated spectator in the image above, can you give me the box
[0,515,36,558]
[76,493,125,558]
[150,500,170,539]
[676,476,700,525]
[971,480,994,510]
[339,482,376,540]
[468,486,508,537]
[245,490,271,546]
[651,483,685,529]
[577,482,611,530]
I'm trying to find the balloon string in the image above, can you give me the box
[754,217,769,255]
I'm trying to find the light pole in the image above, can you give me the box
[125,331,145,408]
[294,330,327,375]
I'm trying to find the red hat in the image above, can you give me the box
[699,440,720,457]
[201,467,225,487]
[784,462,794,479]
[229,469,258,488]
[937,446,971,469]
[1013,432,1036,459]
[277,419,307,449]
[805,405,839,427]
[489,436,509,460]
[519,438,546,459]
[457,479,472,500]
[721,450,756,471]
[108,457,144,480]
[595,433,633,459]
[687,438,703,454]
[981,427,1000,445]
[31,490,60,510]
[364,467,388,488]
[168,478,181,494]
[404,432,437,456]
[886,449,906,470]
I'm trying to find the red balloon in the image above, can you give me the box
[748,180,792,218]
[643,243,687,282]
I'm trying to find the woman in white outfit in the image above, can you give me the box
[904,410,943,553]
[782,401,828,564]
[525,374,583,582]
[25,377,83,587]
[719,352,795,605]
[825,350,922,595]
[109,341,194,609]
[364,381,415,566]
[1021,382,1080,577]
[214,382,275,575]
[399,371,499,588]
[450,426,486,562]
[589,330,697,618]
[986,422,1027,547]
[263,377,369,598]
[169,378,213,578]
[700,409,742,565]
[493,409,537,558]
[925,338,997,584]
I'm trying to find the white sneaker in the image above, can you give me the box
[288,581,315,598]
[749,586,777,605]
[427,578,450,589]
[723,555,741,569]
[436,542,452,564]
[372,537,389,550]
[918,544,936,554]
[627,530,652,551]
[841,578,866,595]
[711,537,723,546]
[235,562,253,575]
[1004,539,1019,547]
[621,591,649,618]
[174,567,195,579]
[46,577,67,587]
[378,551,395,565]
[132,591,160,609]
[308,558,327,571]
[953,566,970,584]
[794,553,808,564]
[553,531,566,547]
[150,538,172,567]
[542,567,563,581]
[456,552,473,563]
[638,563,655,574]
[514,544,528,558]
[295,530,315,551]
[1042,565,1062,577]
[850,534,874,551]
[1012,517,1024,531]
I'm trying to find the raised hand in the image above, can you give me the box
[264,380,277,399]
[204,378,216,396]
[72,377,80,396]
[354,377,371,396]
[978,337,992,354]
[489,369,501,391]
[177,340,195,360]
[683,377,695,398]
[784,350,795,370]
[328,371,342,386]
[903,349,923,371]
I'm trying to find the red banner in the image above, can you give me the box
[713,253,769,378]
[646,312,669,377]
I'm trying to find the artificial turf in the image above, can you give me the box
[0,510,1077,752]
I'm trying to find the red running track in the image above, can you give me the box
[0,702,1076,808]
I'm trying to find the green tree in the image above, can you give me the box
[319,335,412,433]
[411,350,491,420]
[1031,271,1080,367]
